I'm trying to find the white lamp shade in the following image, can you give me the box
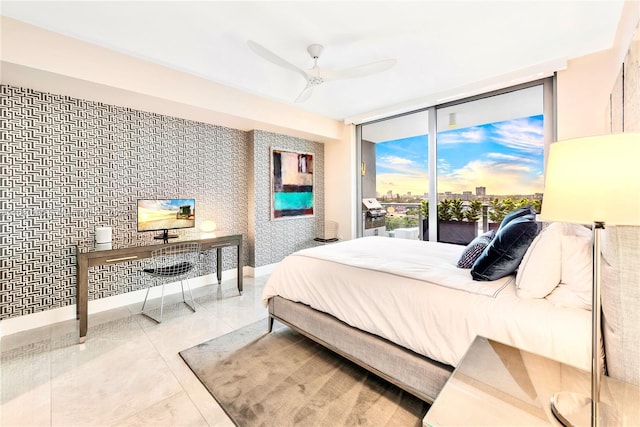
[541,133,640,226]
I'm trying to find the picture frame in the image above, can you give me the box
[271,148,314,220]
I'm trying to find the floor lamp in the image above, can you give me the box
[541,133,640,426]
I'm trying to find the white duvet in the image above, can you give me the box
[262,236,591,370]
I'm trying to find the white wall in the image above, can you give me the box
[556,1,640,140]
[324,126,356,240]
[1,15,357,242]
[0,16,344,143]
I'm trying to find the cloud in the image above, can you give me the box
[376,172,429,196]
[439,159,543,195]
[379,155,413,165]
[491,117,544,154]
[437,127,486,145]
[437,158,452,174]
[377,155,427,177]
[486,152,538,164]
[373,115,544,198]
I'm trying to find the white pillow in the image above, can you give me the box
[516,222,563,298]
[558,224,593,308]
[545,284,592,310]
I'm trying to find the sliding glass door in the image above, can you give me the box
[360,111,429,239]
[357,78,553,243]
[434,84,546,244]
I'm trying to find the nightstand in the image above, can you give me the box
[423,336,640,426]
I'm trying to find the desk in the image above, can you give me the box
[76,234,243,342]
[423,336,640,426]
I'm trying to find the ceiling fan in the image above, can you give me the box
[247,40,396,103]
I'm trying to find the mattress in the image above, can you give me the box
[262,236,592,370]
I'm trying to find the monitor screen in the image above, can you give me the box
[137,199,195,232]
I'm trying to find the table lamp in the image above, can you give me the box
[200,220,217,237]
[540,133,640,426]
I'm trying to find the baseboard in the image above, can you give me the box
[0,269,241,338]
[243,262,279,277]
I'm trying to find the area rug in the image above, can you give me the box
[179,320,429,426]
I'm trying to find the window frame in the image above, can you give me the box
[356,77,556,239]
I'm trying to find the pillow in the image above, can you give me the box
[515,222,563,298]
[559,224,593,308]
[456,230,496,268]
[498,205,537,232]
[471,216,540,281]
[545,284,592,310]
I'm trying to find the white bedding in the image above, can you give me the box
[262,236,592,370]
[291,236,513,297]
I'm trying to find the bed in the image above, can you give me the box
[262,223,640,404]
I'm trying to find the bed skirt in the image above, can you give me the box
[268,296,454,403]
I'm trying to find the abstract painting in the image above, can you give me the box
[271,148,314,219]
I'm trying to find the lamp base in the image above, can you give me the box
[551,392,620,426]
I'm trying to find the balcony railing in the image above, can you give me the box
[371,202,501,243]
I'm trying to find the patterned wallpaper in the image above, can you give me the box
[249,131,325,267]
[0,85,323,320]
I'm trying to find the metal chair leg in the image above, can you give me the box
[183,278,196,312]
[142,280,162,324]
[141,285,151,311]
[158,282,165,323]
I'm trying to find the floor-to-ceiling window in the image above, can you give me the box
[357,78,553,242]
[359,111,429,239]
[434,84,547,244]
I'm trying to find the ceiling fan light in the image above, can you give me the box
[307,44,324,59]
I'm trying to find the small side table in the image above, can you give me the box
[423,336,640,426]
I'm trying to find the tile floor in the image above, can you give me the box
[1,275,270,426]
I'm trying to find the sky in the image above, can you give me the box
[375,114,544,197]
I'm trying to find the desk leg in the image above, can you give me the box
[215,247,223,299]
[77,255,88,343]
[237,239,243,295]
[216,248,222,285]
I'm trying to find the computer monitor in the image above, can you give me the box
[137,199,195,241]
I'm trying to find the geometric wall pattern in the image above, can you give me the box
[0,84,322,320]
[248,130,325,267]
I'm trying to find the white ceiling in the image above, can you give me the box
[0,1,625,122]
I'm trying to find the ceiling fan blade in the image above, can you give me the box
[322,59,397,81]
[295,84,314,103]
[247,40,308,80]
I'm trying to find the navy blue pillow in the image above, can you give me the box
[498,205,536,232]
[456,230,495,268]
[471,216,540,281]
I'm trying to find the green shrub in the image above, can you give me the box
[450,199,465,221]
[465,199,482,222]
[438,199,453,221]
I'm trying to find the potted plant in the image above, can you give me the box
[438,199,453,221]
[515,197,541,214]
[437,198,479,245]
[420,200,429,240]
[450,199,465,221]
[488,198,510,230]
[465,199,482,223]
[489,197,541,231]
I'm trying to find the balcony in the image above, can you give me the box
[367,198,541,245]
